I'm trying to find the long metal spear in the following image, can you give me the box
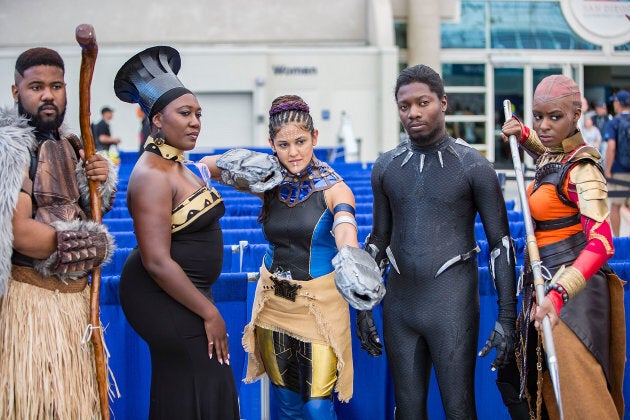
[503,100,564,419]
[76,23,110,419]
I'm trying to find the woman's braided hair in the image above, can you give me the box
[268,95,314,139]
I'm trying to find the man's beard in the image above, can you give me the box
[408,124,443,146]
[17,96,66,133]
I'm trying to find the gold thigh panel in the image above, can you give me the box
[256,327,286,387]
[308,342,338,398]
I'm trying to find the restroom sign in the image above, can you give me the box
[561,0,630,47]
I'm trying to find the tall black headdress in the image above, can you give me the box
[114,46,191,120]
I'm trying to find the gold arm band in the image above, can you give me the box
[556,266,587,299]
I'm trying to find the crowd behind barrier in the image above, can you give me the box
[101,150,630,419]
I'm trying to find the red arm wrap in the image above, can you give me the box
[547,290,564,315]
[510,114,530,143]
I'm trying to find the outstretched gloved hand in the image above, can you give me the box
[356,310,383,357]
[478,321,517,370]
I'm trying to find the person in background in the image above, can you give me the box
[603,90,630,237]
[593,101,612,135]
[201,94,384,419]
[592,101,612,169]
[115,45,282,419]
[0,47,116,418]
[92,106,121,151]
[582,113,602,149]
[501,74,624,419]
[362,64,517,419]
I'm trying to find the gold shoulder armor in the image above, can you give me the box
[569,145,601,163]
[569,162,609,222]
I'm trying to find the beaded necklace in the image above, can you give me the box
[277,158,343,206]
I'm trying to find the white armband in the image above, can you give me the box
[331,215,358,236]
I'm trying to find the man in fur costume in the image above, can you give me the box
[0,47,117,418]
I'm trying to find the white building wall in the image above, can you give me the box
[0,0,399,161]
[0,0,368,46]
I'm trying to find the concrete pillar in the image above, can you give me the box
[367,0,401,157]
[407,0,441,71]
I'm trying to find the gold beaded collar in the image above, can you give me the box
[144,136,184,162]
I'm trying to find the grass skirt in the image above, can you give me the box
[0,279,101,419]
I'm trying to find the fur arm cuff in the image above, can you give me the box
[76,152,119,215]
[34,219,115,282]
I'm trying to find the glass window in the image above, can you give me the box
[446,93,486,115]
[442,1,486,49]
[441,1,602,50]
[489,1,600,50]
[494,68,524,168]
[446,121,486,145]
[443,64,485,87]
[394,21,407,50]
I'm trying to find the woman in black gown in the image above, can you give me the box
[114,46,239,419]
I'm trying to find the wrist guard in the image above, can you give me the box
[332,245,386,310]
[216,148,282,193]
[489,235,517,324]
[363,233,390,275]
[34,219,115,281]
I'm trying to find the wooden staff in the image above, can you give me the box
[503,100,564,419]
[76,23,110,419]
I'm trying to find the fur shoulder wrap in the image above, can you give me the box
[0,106,37,296]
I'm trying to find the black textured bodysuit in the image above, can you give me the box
[369,135,514,419]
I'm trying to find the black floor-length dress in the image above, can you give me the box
[120,186,239,419]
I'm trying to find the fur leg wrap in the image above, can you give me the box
[34,219,114,281]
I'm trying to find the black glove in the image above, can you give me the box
[478,321,517,370]
[356,310,383,357]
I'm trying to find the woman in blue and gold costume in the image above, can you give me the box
[224,95,364,418]
[115,46,280,419]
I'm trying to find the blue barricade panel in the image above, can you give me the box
[103,154,630,419]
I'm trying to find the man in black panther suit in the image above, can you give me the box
[358,64,517,419]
